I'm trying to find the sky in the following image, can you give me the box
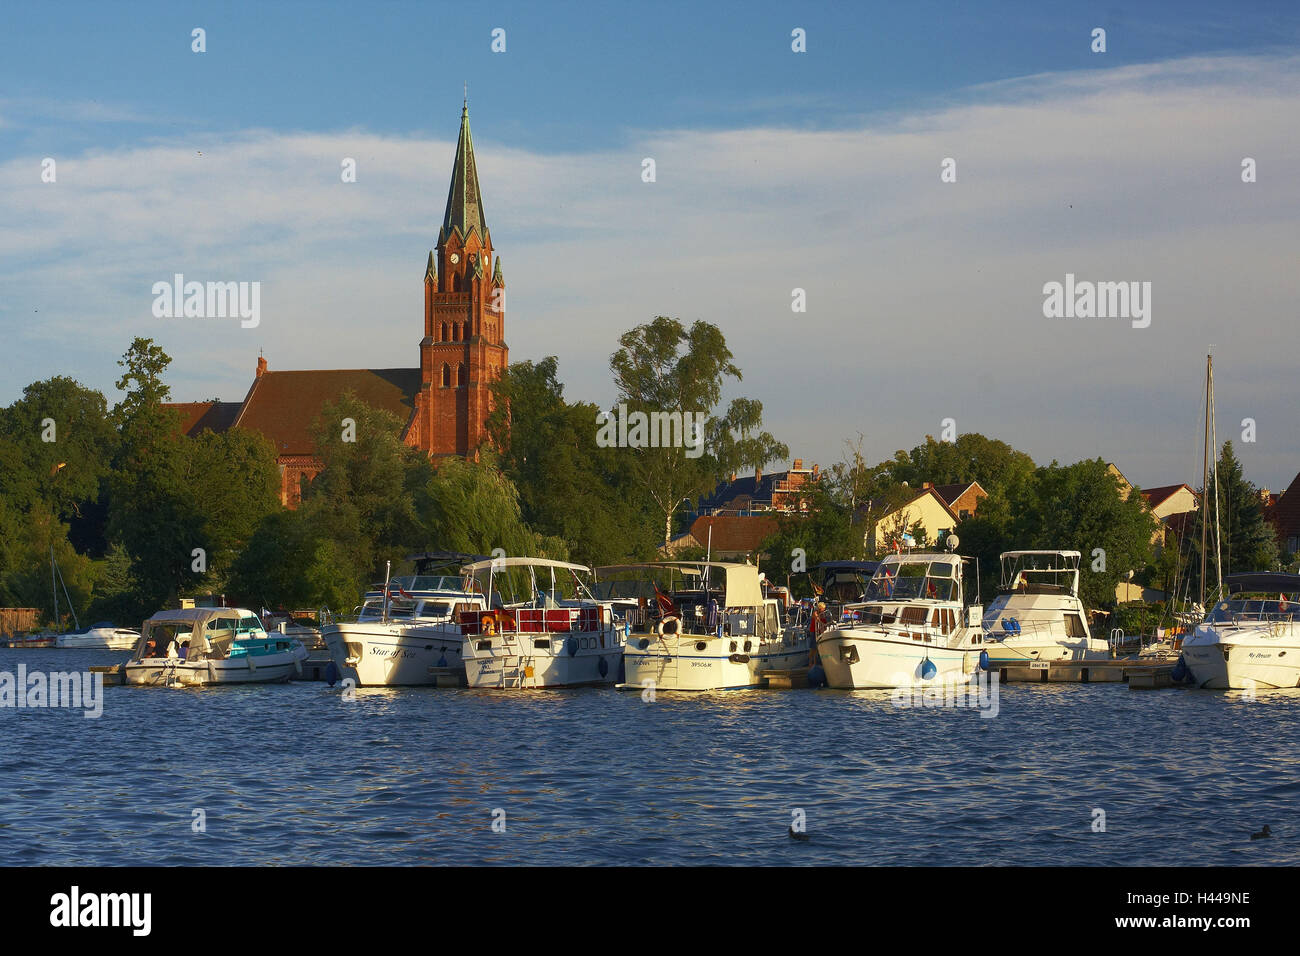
[2,1,1298,492]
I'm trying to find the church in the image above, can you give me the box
[166,102,509,506]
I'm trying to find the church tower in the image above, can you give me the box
[413,100,508,457]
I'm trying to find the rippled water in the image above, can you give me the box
[2,647,1297,865]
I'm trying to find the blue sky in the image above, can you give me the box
[3,1,1299,491]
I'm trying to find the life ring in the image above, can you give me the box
[656,616,682,637]
[481,613,497,636]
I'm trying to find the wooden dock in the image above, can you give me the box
[89,664,126,685]
[993,658,1180,687]
[758,668,811,689]
[296,651,334,682]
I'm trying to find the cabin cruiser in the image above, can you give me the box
[459,557,623,689]
[610,562,809,691]
[323,553,487,686]
[124,607,307,686]
[813,559,880,624]
[816,544,986,688]
[55,622,140,649]
[1180,573,1300,689]
[981,551,1108,665]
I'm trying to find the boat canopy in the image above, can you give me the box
[459,557,591,574]
[137,607,260,658]
[998,550,1081,594]
[1224,572,1300,595]
[592,561,764,608]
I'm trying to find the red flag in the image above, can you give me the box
[653,581,678,617]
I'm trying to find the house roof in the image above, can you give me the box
[232,368,421,457]
[167,401,242,437]
[862,487,960,525]
[932,481,986,508]
[687,514,781,555]
[1139,483,1195,510]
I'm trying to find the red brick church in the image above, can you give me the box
[167,102,508,505]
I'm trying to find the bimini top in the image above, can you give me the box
[592,561,764,608]
[144,607,256,624]
[879,552,963,567]
[459,557,592,574]
[1000,550,1082,560]
[1225,572,1300,594]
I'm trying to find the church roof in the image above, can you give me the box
[232,368,421,457]
[440,102,488,243]
[168,401,243,437]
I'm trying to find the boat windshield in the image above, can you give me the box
[863,561,956,601]
[236,615,265,636]
[1208,596,1300,623]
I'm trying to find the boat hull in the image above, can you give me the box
[463,630,623,689]
[1181,641,1300,690]
[817,627,977,689]
[323,622,465,686]
[981,638,1109,667]
[623,634,811,691]
[125,646,307,686]
[56,629,139,650]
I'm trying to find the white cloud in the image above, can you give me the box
[2,53,1298,489]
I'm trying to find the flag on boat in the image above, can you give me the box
[653,581,678,617]
[810,577,824,597]
[1280,593,1288,611]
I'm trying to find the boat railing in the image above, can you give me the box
[459,605,609,636]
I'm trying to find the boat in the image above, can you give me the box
[812,559,880,623]
[458,557,623,689]
[124,607,307,686]
[1181,574,1300,688]
[816,540,987,688]
[55,622,140,649]
[980,551,1108,665]
[611,561,810,691]
[322,553,488,687]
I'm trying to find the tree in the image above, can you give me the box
[610,316,787,545]
[1181,440,1277,598]
[759,478,858,597]
[487,357,657,564]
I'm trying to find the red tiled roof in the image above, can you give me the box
[233,368,421,457]
[1139,483,1194,509]
[166,401,242,437]
[688,514,781,556]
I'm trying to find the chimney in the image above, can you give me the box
[256,355,268,378]
[793,458,803,470]
[923,481,933,489]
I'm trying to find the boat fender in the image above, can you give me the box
[566,636,579,657]
[324,660,339,687]
[920,658,937,680]
[728,653,750,664]
[294,657,303,676]
[598,657,609,677]
[979,650,990,671]
[807,664,827,688]
[657,616,681,637]
[436,654,448,668]
[1171,656,1188,683]
[638,638,650,650]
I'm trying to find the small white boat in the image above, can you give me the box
[124,607,307,686]
[1180,574,1300,689]
[816,543,987,689]
[612,561,810,691]
[55,622,140,650]
[459,557,623,689]
[323,559,487,686]
[981,551,1108,665]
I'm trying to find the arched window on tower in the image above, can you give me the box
[441,363,451,388]
[463,320,471,340]
[440,322,448,342]
[457,363,467,388]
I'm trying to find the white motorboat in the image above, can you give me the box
[55,622,140,650]
[981,551,1108,665]
[612,561,811,691]
[124,607,307,686]
[816,542,988,689]
[459,557,623,689]
[322,555,487,686]
[1180,573,1300,689]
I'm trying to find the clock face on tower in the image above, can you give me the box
[449,253,460,264]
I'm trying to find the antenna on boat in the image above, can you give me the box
[381,559,392,625]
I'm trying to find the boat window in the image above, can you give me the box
[1064,613,1087,638]
[236,616,262,634]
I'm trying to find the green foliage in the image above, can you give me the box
[759,479,859,597]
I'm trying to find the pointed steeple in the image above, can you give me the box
[424,250,437,282]
[441,100,488,242]
[492,256,504,285]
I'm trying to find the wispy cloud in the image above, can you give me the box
[2,53,1298,489]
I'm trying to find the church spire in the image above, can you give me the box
[441,101,488,242]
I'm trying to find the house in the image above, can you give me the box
[164,102,508,506]
[662,514,782,562]
[861,486,960,556]
[1268,470,1300,555]
[932,481,987,520]
[1138,482,1199,552]
[694,459,820,516]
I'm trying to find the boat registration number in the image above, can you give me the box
[1029,661,1049,670]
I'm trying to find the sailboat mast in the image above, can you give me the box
[51,543,59,633]
[1209,358,1223,596]
[1200,354,1210,608]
